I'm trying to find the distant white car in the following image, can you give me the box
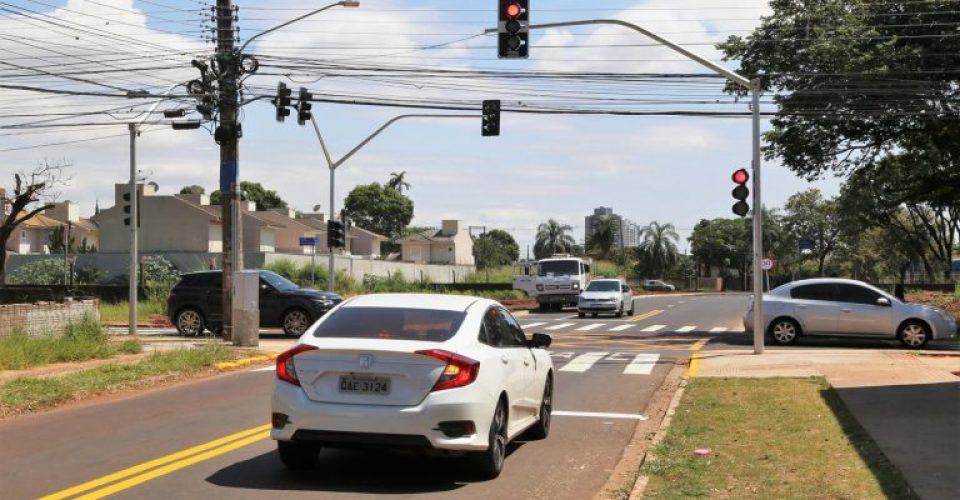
[641,280,675,292]
[271,294,555,479]
[743,278,958,348]
[578,279,634,318]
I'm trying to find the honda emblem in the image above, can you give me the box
[358,354,374,369]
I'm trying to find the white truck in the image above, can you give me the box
[513,255,593,312]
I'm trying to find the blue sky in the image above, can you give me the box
[0,0,840,253]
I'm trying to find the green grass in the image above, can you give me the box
[0,344,238,416]
[98,300,166,323]
[0,317,142,370]
[642,377,916,499]
[462,265,520,284]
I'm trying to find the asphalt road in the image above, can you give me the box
[0,293,750,500]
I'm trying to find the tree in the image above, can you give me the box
[210,181,287,210]
[636,221,680,279]
[473,229,520,269]
[179,185,205,195]
[386,171,411,193]
[534,219,576,259]
[1,160,70,284]
[689,218,749,281]
[343,182,414,241]
[783,189,844,276]
[47,224,76,254]
[717,0,960,206]
[585,215,617,260]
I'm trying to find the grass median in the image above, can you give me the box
[0,318,141,370]
[641,377,916,499]
[0,344,246,417]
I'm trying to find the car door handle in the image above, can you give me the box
[501,356,509,364]
[841,308,852,313]
[797,305,808,309]
[523,359,530,366]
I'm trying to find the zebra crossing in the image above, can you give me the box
[552,351,661,375]
[523,320,737,334]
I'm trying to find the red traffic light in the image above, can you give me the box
[732,168,749,185]
[505,3,522,17]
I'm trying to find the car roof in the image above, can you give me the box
[342,293,489,312]
[589,278,622,283]
[784,278,874,287]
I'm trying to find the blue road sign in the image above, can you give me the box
[798,239,815,251]
[299,237,319,247]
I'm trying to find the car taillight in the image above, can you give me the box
[536,284,544,291]
[276,344,318,386]
[415,349,480,391]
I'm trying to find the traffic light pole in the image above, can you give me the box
[309,113,475,293]
[485,19,765,353]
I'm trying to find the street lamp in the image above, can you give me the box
[238,1,360,55]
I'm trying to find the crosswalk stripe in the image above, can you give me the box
[709,327,728,333]
[675,326,696,333]
[640,324,666,332]
[624,353,660,375]
[609,324,634,332]
[576,323,606,331]
[559,352,609,372]
[522,322,547,328]
[545,322,576,331]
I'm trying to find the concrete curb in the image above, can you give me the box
[215,353,277,371]
[629,376,690,499]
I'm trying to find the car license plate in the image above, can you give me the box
[338,375,390,395]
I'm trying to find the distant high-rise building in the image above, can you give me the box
[585,207,638,251]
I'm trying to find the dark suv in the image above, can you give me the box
[167,270,342,337]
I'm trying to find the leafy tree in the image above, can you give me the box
[586,215,617,260]
[140,256,179,304]
[210,181,287,210]
[689,218,750,281]
[1,160,70,284]
[179,185,205,195]
[534,219,576,259]
[386,171,411,193]
[783,189,843,276]
[343,182,414,241]
[473,229,520,269]
[636,221,680,279]
[717,0,960,206]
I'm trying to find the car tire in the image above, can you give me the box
[577,312,585,318]
[628,302,635,316]
[175,308,205,337]
[471,399,507,480]
[615,304,624,318]
[525,375,552,440]
[591,313,598,318]
[281,308,312,337]
[768,318,800,345]
[277,441,319,471]
[898,320,930,348]
[538,304,548,313]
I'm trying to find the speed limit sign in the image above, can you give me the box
[761,258,775,271]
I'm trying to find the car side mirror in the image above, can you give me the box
[260,284,271,293]
[528,333,552,349]
[877,297,891,307]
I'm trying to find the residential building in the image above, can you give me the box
[397,220,475,266]
[45,201,99,252]
[297,213,388,257]
[584,207,639,250]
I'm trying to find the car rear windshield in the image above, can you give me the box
[586,281,620,292]
[312,307,467,342]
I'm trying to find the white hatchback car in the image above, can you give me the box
[272,294,554,479]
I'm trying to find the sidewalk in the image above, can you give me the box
[696,348,960,500]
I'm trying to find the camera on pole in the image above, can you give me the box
[732,168,750,217]
[297,87,313,126]
[498,1,529,59]
[482,100,501,137]
[274,82,292,122]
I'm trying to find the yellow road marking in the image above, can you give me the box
[690,338,710,351]
[41,424,270,500]
[630,309,664,321]
[683,337,710,379]
[76,431,271,499]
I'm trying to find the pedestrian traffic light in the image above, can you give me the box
[732,168,750,217]
[296,87,312,126]
[482,99,501,137]
[122,189,140,227]
[274,82,291,122]
[327,220,345,249]
[498,0,529,58]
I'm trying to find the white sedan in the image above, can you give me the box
[271,294,555,479]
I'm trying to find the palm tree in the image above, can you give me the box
[586,215,617,259]
[534,219,576,259]
[637,221,680,278]
[387,171,411,193]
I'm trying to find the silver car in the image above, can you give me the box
[578,279,634,318]
[743,278,958,348]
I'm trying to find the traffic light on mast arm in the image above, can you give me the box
[273,82,292,122]
[297,87,313,126]
[482,100,501,136]
[498,0,529,59]
[731,168,750,217]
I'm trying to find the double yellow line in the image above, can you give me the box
[42,424,271,499]
[630,309,664,321]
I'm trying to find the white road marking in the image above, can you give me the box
[553,410,647,421]
[640,324,666,332]
[545,322,576,331]
[667,304,674,308]
[675,326,697,333]
[522,322,547,328]
[559,352,609,372]
[679,301,687,304]
[576,323,606,331]
[609,324,634,332]
[710,327,729,333]
[624,353,660,375]
[251,366,274,372]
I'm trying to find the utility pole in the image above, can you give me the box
[215,0,241,342]
[127,123,138,336]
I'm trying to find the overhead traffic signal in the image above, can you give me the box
[274,82,292,122]
[297,87,313,126]
[731,168,750,217]
[498,0,529,58]
[482,100,501,136]
[122,189,140,227]
[327,220,345,249]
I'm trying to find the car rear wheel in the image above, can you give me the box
[175,308,205,336]
[277,441,319,471]
[577,312,585,318]
[281,308,312,337]
[525,375,552,440]
[615,304,624,318]
[627,301,635,316]
[769,318,800,345]
[471,400,507,480]
[898,321,930,348]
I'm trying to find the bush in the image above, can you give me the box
[141,256,179,304]
[8,259,70,285]
[0,316,140,370]
[265,259,298,281]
